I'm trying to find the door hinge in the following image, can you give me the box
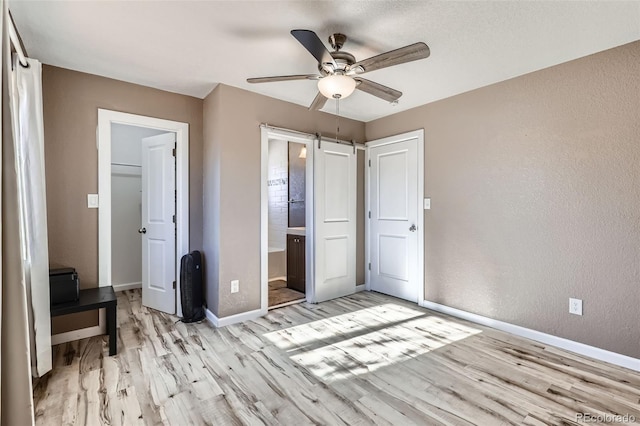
[172,148,176,157]
[368,159,371,167]
[173,280,176,289]
[368,211,371,219]
[172,214,176,223]
[368,262,371,271]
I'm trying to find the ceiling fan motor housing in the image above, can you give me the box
[319,51,356,75]
[329,33,347,50]
[318,34,356,75]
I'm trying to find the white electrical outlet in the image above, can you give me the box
[231,280,239,294]
[87,194,99,208]
[424,198,431,210]
[569,298,583,316]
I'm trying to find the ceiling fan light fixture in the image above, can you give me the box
[317,74,356,99]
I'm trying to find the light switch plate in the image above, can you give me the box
[87,194,99,208]
[231,280,239,293]
[424,198,431,210]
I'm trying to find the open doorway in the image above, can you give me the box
[261,126,315,313]
[110,124,177,313]
[267,138,308,308]
[98,109,189,317]
[110,124,168,293]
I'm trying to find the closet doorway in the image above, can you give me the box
[98,109,189,317]
[110,124,176,312]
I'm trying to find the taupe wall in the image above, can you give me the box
[43,66,204,333]
[203,84,366,317]
[366,41,640,358]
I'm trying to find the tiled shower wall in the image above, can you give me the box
[268,139,288,250]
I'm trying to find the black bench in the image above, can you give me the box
[51,286,118,356]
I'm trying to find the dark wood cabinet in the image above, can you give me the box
[286,234,305,293]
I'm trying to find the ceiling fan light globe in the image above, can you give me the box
[317,74,356,99]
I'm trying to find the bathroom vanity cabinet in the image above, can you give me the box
[286,234,305,293]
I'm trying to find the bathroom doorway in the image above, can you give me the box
[267,137,308,308]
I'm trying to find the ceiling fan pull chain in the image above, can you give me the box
[335,96,340,143]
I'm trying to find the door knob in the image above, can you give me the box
[409,224,417,232]
[138,227,147,234]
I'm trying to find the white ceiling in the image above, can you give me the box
[10,1,640,122]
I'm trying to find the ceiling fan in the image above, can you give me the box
[247,30,430,110]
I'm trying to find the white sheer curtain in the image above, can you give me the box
[9,52,52,378]
[1,0,51,423]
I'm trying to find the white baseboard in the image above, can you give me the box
[205,307,265,328]
[51,324,104,345]
[51,309,106,345]
[268,276,287,282]
[112,281,142,292]
[355,284,366,293]
[420,299,640,372]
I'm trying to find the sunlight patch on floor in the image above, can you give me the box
[264,303,423,351]
[264,303,481,382]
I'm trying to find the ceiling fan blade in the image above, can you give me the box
[308,92,328,111]
[354,77,402,102]
[350,42,430,74]
[247,74,319,84]
[291,29,337,69]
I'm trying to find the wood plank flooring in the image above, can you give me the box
[33,290,640,425]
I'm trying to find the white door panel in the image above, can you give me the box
[142,132,176,314]
[314,141,356,303]
[369,138,419,302]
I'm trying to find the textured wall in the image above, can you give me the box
[111,172,142,286]
[267,139,288,250]
[42,66,204,333]
[288,142,306,229]
[203,84,366,318]
[366,41,640,358]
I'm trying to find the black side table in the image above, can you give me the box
[51,286,118,356]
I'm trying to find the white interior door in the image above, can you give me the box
[368,136,419,302]
[313,140,357,302]
[141,133,176,313]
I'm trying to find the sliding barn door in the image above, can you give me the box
[313,140,356,302]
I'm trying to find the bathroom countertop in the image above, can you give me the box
[287,227,306,236]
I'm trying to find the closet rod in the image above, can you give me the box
[8,11,28,68]
[111,162,141,168]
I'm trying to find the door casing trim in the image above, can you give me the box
[365,129,425,304]
[97,109,189,316]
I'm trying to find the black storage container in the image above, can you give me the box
[180,251,205,323]
[49,267,80,305]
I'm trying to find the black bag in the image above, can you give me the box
[180,250,205,323]
[49,267,80,305]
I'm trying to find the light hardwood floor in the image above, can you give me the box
[34,290,640,425]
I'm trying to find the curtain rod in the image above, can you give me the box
[259,123,364,147]
[8,11,29,68]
